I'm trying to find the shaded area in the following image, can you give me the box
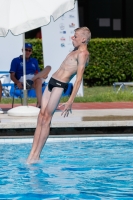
[0,127,133,137]
[82,115,133,121]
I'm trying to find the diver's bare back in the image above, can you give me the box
[52,49,88,83]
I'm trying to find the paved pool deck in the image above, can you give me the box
[0,102,133,136]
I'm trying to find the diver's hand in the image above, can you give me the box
[59,101,72,117]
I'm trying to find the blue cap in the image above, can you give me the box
[25,43,32,49]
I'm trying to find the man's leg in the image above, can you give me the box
[33,78,42,107]
[32,65,51,81]
[32,65,51,107]
[20,77,42,107]
[27,86,64,163]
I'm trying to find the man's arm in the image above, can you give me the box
[61,51,89,116]
[10,72,23,89]
[10,58,23,89]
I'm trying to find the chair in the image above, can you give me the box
[11,84,37,108]
[113,82,133,93]
[11,82,73,108]
[2,83,14,97]
[11,82,48,108]
[11,84,23,108]
[62,83,73,96]
[0,73,11,97]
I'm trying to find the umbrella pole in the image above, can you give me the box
[23,33,28,106]
[7,33,40,116]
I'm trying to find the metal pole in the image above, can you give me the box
[23,33,28,106]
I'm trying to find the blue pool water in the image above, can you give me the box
[0,139,133,200]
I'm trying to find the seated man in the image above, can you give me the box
[0,80,3,113]
[9,43,51,108]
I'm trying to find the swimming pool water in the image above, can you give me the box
[0,139,133,200]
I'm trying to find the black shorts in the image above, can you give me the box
[48,77,68,93]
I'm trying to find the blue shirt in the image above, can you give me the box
[9,56,40,80]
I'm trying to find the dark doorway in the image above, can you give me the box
[26,0,133,39]
[25,27,42,39]
[78,0,133,38]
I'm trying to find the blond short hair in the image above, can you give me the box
[75,27,91,43]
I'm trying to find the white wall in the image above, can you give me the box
[0,32,22,72]
[41,1,83,96]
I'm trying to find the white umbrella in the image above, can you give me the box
[0,0,75,115]
[0,0,75,36]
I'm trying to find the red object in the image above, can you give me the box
[35,70,38,74]
[36,31,42,39]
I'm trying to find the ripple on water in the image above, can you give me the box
[0,139,133,199]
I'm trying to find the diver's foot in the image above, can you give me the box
[26,155,40,164]
[26,158,40,164]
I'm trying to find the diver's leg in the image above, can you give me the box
[27,86,51,162]
[28,87,64,163]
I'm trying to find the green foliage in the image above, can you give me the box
[57,86,133,102]
[2,86,133,104]
[25,39,44,70]
[26,38,133,86]
[84,38,133,86]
